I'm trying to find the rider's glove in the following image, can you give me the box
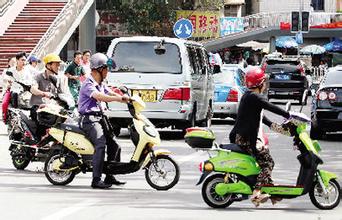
[270,122,291,136]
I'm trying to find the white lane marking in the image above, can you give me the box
[176,151,206,164]
[42,199,100,220]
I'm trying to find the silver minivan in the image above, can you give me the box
[105,36,214,135]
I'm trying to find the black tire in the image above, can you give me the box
[309,179,340,210]
[12,157,30,170]
[202,174,234,208]
[190,107,196,128]
[145,155,180,191]
[201,105,213,127]
[44,150,76,186]
[113,126,121,137]
[11,146,31,170]
[310,121,323,140]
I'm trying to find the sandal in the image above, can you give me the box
[270,197,283,205]
[251,193,270,207]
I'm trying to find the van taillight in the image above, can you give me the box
[227,89,238,102]
[163,88,190,100]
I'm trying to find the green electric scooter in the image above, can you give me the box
[185,100,340,210]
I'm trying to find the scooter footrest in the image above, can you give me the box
[104,161,139,175]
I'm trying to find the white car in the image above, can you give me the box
[213,68,247,119]
[221,64,245,74]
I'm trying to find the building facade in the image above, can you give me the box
[248,0,337,14]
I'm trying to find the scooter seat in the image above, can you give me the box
[219,143,249,155]
[59,123,85,135]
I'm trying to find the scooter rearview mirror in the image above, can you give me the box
[300,90,308,113]
[119,86,129,95]
[285,101,291,112]
[6,71,13,77]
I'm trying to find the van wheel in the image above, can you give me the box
[189,105,196,128]
[201,105,212,127]
[113,126,121,137]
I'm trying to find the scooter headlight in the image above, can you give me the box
[143,125,157,137]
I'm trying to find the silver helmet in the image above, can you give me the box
[90,53,115,70]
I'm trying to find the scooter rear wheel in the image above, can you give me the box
[44,150,76,186]
[145,155,179,191]
[309,179,340,210]
[202,174,234,208]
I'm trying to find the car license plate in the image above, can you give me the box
[131,90,157,102]
[275,75,290,80]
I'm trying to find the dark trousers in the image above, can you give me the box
[79,115,120,179]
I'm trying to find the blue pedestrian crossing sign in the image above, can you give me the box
[173,19,193,39]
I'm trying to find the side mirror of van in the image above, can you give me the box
[213,65,221,74]
[285,101,291,112]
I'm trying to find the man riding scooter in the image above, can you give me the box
[229,66,292,206]
[78,53,132,189]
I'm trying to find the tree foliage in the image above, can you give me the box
[116,1,176,36]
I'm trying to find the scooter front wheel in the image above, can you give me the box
[309,179,340,210]
[11,145,31,170]
[202,174,234,208]
[44,150,76,186]
[145,155,180,191]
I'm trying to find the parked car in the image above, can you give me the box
[221,64,245,75]
[213,68,247,119]
[105,36,215,135]
[310,66,342,139]
[264,57,309,104]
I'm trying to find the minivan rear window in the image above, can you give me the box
[112,42,182,74]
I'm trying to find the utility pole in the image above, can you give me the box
[299,0,303,32]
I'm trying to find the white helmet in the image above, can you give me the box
[90,53,115,70]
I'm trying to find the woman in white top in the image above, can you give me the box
[3,52,33,108]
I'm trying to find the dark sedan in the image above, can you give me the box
[265,59,308,104]
[311,67,342,139]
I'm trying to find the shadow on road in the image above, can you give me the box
[118,129,185,140]
[322,133,342,142]
[212,118,235,125]
[270,101,303,106]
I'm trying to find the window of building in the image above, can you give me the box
[311,0,324,11]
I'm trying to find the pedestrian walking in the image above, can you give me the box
[27,55,41,76]
[80,50,91,82]
[65,51,85,103]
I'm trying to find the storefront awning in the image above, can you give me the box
[224,0,245,5]
[236,40,269,51]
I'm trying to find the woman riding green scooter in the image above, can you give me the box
[229,66,292,206]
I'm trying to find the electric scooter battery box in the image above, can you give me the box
[184,127,215,149]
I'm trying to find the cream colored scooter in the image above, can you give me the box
[44,92,180,190]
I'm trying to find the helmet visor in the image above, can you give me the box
[106,58,116,71]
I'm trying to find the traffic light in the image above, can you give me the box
[302,11,310,32]
[291,11,300,32]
